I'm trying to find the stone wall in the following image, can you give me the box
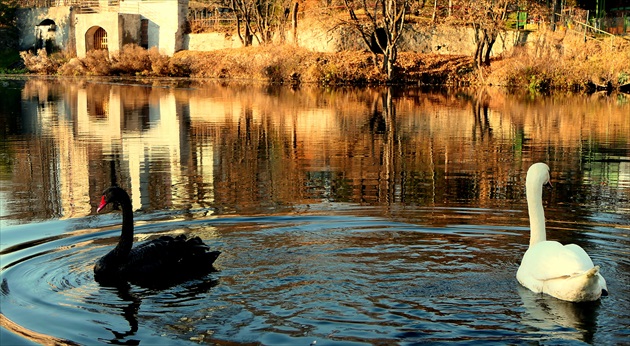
[185,32,248,51]
[16,7,74,53]
[187,20,542,57]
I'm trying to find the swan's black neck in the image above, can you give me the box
[113,194,134,258]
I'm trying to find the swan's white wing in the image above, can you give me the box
[522,241,595,282]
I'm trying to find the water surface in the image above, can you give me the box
[1,77,629,345]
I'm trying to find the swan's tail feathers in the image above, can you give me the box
[205,250,221,262]
[570,265,600,278]
[586,265,600,278]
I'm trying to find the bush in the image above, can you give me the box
[111,44,151,75]
[148,47,171,75]
[56,45,185,77]
[81,49,111,75]
[488,31,630,92]
[20,49,60,74]
[57,57,86,76]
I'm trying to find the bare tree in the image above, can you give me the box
[467,0,509,67]
[458,0,551,68]
[342,0,408,80]
[231,0,292,46]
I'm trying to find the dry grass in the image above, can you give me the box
[171,45,475,85]
[22,43,474,85]
[487,32,630,92]
[55,44,184,77]
[20,35,629,91]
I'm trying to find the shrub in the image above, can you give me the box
[111,44,151,75]
[82,49,111,75]
[57,57,86,76]
[19,49,59,74]
[148,47,170,76]
[488,30,630,91]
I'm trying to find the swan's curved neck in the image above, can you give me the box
[526,181,546,247]
[114,198,134,257]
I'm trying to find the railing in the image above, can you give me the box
[188,7,235,33]
[74,1,120,14]
[17,0,81,7]
[557,12,630,48]
[17,0,120,13]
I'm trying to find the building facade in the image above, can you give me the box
[17,0,189,57]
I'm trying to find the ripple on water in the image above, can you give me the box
[1,210,629,345]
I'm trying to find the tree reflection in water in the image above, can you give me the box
[0,76,628,344]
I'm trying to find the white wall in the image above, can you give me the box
[119,0,188,55]
[75,12,120,58]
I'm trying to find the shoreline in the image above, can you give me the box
[6,43,630,93]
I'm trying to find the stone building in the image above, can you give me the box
[17,0,189,57]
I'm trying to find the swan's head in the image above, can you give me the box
[97,186,130,213]
[526,163,551,190]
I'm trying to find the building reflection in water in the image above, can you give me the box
[2,79,629,225]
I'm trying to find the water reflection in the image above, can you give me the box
[1,77,628,228]
[517,285,600,343]
[1,77,629,344]
[92,278,220,345]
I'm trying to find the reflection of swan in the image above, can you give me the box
[517,163,608,302]
[517,285,599,342]
[102,279,219,344]
[94,186,221,287]
[103,283,140,343]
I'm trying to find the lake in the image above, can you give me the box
[0,76,629,345]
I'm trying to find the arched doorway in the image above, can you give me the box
[35,19,57,53]
[85,26,108,54]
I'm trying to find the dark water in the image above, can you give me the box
[1,76,629,345]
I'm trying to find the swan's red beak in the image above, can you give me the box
[97,195,108,213]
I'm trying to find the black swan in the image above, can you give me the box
[94,186,221,287]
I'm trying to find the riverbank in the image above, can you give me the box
[17,44,476,86]
[12,36,630,92]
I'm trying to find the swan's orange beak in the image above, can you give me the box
[97,195,108,213]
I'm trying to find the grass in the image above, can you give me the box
[19,43,475,86]
[486,31,630,92]
[14,30,630,92]
[0,50,26,74]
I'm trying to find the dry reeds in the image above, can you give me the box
[19,35,628,91]
[488,30,630,92]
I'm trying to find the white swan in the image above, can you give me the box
[516,163,608,302]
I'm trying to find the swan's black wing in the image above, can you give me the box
[123,235,220,287]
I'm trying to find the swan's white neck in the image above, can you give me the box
[526,179,547,247]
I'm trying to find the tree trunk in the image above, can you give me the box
[483,32,496,66]
[292,2,298,44]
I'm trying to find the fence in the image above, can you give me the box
[558,7,630,37]
[188,7,235,33]
[16,0,120,13]
[17,0,117,9]
[557,11,630,48]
